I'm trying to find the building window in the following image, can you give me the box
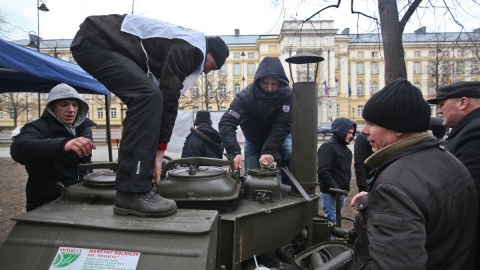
[219,84,227,96]
[248,52,254,58]
[219,65,227,75]
[207,84,212,97]
[220,106,227,110]
[192,84,199,97]
[356,62,364,74]
[357,82,364,96]
[371,62,378,74]
[234,83,241,94]
[428,61,435,74]
[429,51,435,57]
[110,107,117,119]
[233,63,241,75]
[208,106,212,111]
[234,53,240,59]
[0,111,2,119]
[428,82,435,95]
[458,49,465,56]
[9,109,14,119]
[248,63,255,75]
[472,61,479,73]
[97,108,104,119]
[456,61,464,73]
[357,51,364,58]
[357,105,364,116]
[413,61,421,74]
[192,106,199,112]
[414,81,421,89]
[414,51,421,57]
[371,51,378,58]
[371,82,378,93]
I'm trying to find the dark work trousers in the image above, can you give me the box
[71,36,162,193]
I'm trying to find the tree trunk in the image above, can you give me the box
[378,0,407,83]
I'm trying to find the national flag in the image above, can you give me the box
[323,81,329,98]
[348,83,352,96]
[370,85,375,96]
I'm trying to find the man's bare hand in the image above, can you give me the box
[351,191,368,207]
[232,154,244,170]
[153,150,165,182]
[64,137,96,158]
[259,154,274,167]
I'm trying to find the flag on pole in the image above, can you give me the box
[370,85,375,96]
[323,81,329,98]
[348,83,352,96]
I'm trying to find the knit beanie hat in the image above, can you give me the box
[362,78,431,132]
[207,36,229,68]
[194,110,212,125]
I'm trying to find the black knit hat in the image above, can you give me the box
[194,110,212,125]
[207,36,229,69]
[362,78,431,132]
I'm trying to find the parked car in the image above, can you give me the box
[317,122,332,140]
[10,126,23,140]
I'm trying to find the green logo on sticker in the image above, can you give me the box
[53,252,81,267]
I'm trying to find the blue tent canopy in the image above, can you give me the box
[0,38,109,95]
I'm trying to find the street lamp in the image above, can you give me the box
[36,0,49,118]
[241,51,245,88]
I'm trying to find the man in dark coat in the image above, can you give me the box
[181,110,223,159]
[427,81,480,269]
[353,132,373,192]
[350,79,477,270]
[219,56,292,184]
[317,117,356,224]
[10,83,96,211]
[71,14,229,217]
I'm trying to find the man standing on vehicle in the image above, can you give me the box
[427,81,480,269]
[71,14,229,218]
[11,83,96,211]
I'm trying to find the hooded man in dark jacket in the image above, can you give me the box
[219,56,292,184]
[350,79,477,270]
[317,117,356,224]
[70,14,229,217]
[10,83,96,211]
[181,110,223,159]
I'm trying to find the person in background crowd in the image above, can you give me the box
[427,81,480,269]
[71,14,229,217]
[429,116,447,139]
[181,110,224,159]
[10,83,96,212]
[317,117,356,224]
[350,78,477,270]
[353,132,373,192]
[219,56,292,185]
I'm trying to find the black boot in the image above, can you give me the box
[114,191,177,218]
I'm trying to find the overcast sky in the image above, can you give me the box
[2,0,480,41]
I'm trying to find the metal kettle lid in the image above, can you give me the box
[83,170,116,187]
[168,166,227,179]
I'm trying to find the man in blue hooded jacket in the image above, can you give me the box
[317,117,356,224]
